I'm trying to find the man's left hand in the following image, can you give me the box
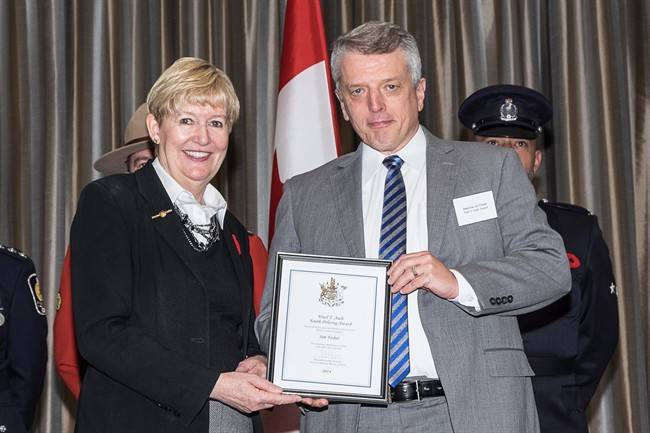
[387,251,459,299]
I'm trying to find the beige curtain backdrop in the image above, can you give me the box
[0,1,647,432]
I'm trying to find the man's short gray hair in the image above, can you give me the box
[330,21,422,90]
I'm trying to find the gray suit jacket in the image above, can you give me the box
[255,128,571,433]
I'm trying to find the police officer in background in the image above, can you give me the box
[0,244,47,433]
[459,84,619,433]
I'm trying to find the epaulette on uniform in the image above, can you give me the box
[539,199,592,216]
[0,243,31,261]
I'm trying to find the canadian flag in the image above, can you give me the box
[268,0,340,241]
[262,2,339,432]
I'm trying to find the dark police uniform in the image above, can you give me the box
[518,201,618,433]
[459,84,620,433]
[0,244,47,433]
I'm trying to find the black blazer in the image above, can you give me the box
[71,162,261,433]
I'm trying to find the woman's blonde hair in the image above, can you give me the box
[146,57,240,127]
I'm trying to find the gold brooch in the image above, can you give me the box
[151,209,173,220]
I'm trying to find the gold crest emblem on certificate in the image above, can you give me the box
[319,277,346,307]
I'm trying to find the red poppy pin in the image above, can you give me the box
[567,252,581,269]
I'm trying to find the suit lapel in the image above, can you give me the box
[135,163,210,291]
[424,130,460,258]
[331,147,365,258]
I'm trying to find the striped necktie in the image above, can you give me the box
[379,155,410,388]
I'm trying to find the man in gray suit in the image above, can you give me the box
[256,21,571,433]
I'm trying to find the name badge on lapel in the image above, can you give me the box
[453,191,497,226]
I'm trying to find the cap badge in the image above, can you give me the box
[499,97,518,122]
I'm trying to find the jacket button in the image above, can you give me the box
[495,297,502,305]
[501,296,508,304]
[489,297,496,305]
[507,295,513,303]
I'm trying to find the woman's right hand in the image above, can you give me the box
[210,372,302,413]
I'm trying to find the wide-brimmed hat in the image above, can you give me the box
[93,103,154,175]
[458,84,552,140]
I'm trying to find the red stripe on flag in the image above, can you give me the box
[269,0,340,242]
[278,0,330,91]
[268,153,283,241]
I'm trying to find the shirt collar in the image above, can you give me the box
[152,158,227,225]
[361,125,426,182]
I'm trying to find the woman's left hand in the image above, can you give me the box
[235,355,267,378]
[211,371,301,413]
[234,355,329,409]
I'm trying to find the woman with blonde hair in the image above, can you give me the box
[71,57,301,433]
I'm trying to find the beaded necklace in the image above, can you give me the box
[173,204,220,252]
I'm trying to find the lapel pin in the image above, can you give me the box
[151,209,173,220]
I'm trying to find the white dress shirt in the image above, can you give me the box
[152,158,227,242]
[361,126,479,379]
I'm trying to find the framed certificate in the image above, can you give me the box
[267,253,392,404]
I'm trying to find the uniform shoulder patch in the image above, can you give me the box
[538,199,592,215]
[28,273,47,315]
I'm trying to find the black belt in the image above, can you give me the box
[528,356,575,376]
[390,378,445,402]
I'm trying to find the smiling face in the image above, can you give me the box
[146,102,229,201]
[336,50,426,154]
[477,135,542,179]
